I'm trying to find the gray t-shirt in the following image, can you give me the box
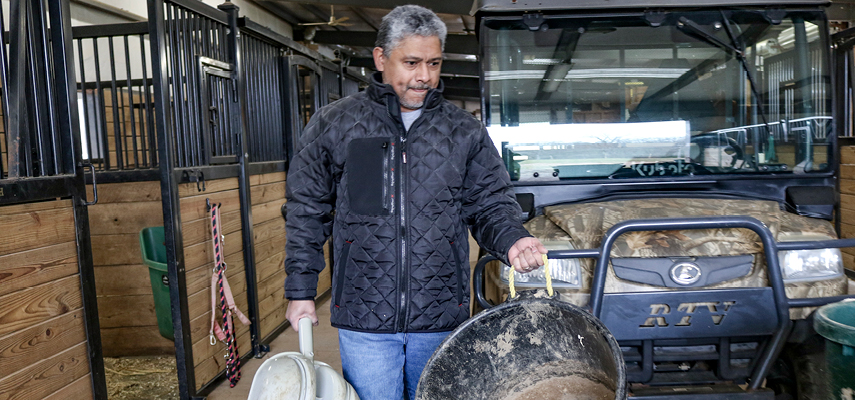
[401,108,422,131]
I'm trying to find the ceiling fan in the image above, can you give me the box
[299,5,353,27]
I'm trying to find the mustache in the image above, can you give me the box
[408,84,432,91]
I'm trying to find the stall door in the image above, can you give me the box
[0,0,105,399]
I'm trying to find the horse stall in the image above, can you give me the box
[60,0,369,398]
[0,0,107,399]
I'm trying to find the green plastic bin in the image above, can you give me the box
[814,299,855,399]
[139,226,174,340]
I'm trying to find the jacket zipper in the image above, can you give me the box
[388,97,429,332]
[398,131,408,332]
[386,104,409,332]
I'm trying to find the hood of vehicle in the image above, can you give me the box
[535,198,836,257]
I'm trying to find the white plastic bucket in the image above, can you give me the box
[247,318,358,400]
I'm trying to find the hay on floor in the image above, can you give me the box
[105,356,179,400]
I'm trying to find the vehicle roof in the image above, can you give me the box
[473,0,831,14]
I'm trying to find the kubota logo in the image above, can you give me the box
[640,301,736,327]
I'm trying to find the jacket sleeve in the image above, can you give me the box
[284,113,335,300]
[462,124,532,265]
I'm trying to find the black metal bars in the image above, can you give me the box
[6,0,65,178]
[319,63,342,107]
[342,70,366,97]
[1,0,108,398]
[72,25,158,172]
[241,33,286,162]
[147,0,197,397]
[143,1,369,398]
[219,0,268,368]
[162,0,232,168]
[0,1,10,178]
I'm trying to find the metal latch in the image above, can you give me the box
[183,169,206,192]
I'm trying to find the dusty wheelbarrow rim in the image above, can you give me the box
[416,290,627,400]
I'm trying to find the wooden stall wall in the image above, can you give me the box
[840,145,855,272]
[86,181,171,356]
[467,233,481,316]
[251,171,332,340]
[178,178,252,390]
[0,200,94,399]
[250,171,288,339]
[0,108,6,175]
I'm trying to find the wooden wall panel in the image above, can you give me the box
[0,242,78,298]
[250,172,292,339]
[87,181,172,356]
[250,181,286,206]
[85,181,160,203]
[0,310,87,377]
[252,201,281,225]
[250,171,286,187]
[0,206,76,255]
[0,200,93,399]
[178,178,253,390]
[93,264,151,296]
[87,201,163,235]
[0,111,6,174]
[249,171,334,339]
[42,376,94,400]
[0,275,83,338]
[840,146,855,271]
[192,329,251,390]
[0,342,91,400]
[253,218,283,246]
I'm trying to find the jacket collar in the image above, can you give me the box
[366,71,445,117]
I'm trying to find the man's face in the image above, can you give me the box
[373,35,442,111]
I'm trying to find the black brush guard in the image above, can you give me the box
[474,215,855,399]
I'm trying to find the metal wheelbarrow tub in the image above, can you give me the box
[416,290,626,400]
[247,318,359,400]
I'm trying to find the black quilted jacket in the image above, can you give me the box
[284,73,531,333]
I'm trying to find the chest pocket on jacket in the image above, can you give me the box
[346,137,393,215]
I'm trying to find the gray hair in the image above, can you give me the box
[375,5,447,56]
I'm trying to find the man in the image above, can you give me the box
[284,5,547,400]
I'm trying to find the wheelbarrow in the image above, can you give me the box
[416,259,626,400]
[247,318,359,400]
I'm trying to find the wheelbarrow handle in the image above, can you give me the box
[473,255,499,310]
[298,318,314,361]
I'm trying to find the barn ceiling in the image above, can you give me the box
[256,0,480,99]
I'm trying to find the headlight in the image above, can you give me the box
[777,248,843,282]
[500,241,582,288]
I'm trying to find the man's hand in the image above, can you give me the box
[508,237,548,273]
[285,299,318,332]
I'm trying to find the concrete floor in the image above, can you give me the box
[206,297,341,399]
[203,278,855,399]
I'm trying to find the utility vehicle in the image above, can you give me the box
[472,1,855,398]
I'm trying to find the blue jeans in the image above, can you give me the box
[338,329,449,400]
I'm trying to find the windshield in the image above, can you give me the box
[482,10,832,182]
